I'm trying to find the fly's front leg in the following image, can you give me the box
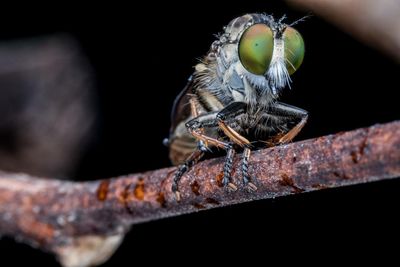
[278,116,308,144]
[185,113,231,149]
[216,102,257,191]
[266,102,309,145]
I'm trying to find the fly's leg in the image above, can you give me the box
[171,99,219,200]
[189,97,209,152]
[172,111,233,200]
[222,145,238,191]
[186,115,238,189]
[265,102,309,145]
[241,147,257,191]
[172,149,205,201]
[216,102,257,190]
[217,119,258,190]
[278,116,308,144]
[216,102,250,147]
[185,114,231,150]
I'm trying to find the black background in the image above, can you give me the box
[1,1,399,265]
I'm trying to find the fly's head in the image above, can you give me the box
[213,13,305,101]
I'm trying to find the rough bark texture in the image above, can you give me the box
[0,121,399,267]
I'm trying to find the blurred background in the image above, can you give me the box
[0,1,399,265]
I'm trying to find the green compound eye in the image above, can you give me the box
[283,27,305,75]
[239,24,274,75]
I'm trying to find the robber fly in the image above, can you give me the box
[164,13,308,201]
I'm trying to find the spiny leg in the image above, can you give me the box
[279,116,308,144]
[185,112,231,150]
[187,122,238,190]
[187,114,238,190]
[218,121,257,190]
[216,102,249,148]
[189,97,203,148]
[216,102,258,189]
[218,101,308,191]
[242,147,257,191]
[172,112,233,198]
[172,149,205,201]
[265,102,309,145]
[189,97,209,152]
[171,99,220,201]
[222,145,238,191]
[186,113,237,191]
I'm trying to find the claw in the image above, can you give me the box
[246,182,258,192]
[174,191,181,202]
[222,176,230,186]
[228,182,238,191]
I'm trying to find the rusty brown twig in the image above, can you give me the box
[1,121,400,267]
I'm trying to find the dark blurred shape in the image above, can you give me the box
[287,0,400,62]
[0,35,97,178]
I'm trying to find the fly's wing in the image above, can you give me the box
[167,75,198,165]
[169,75,193,137]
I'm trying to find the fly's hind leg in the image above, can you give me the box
[172,111,235,200]
[172,148,205,201]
